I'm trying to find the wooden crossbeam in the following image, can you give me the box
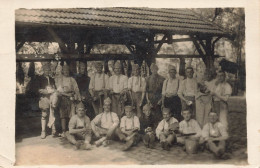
[16,53,222,62]
[154,37,193,44]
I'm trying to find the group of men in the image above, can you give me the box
[35,60,232,159]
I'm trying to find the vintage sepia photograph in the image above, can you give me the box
[15,7,247,165]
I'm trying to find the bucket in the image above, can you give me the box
[185,138,199,154]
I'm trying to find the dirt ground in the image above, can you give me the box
[15,114,247,165]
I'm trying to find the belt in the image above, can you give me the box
[132,91,142,93]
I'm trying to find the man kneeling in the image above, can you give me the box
[66,102,92,150]
[177,110,201,154]
[199,112,229,159]
[91,97,119,147]
[156,108,179,151]
[116,106,140,151]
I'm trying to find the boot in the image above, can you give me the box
[74,141,81,150]
[41,131,46,139]
[123,137,134,151]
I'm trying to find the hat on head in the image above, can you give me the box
[114,61,121,69]
[95,62,103,68]
[124,105,133,111]
[76,102,85,110]
[132,64,140,70]
[62,64,70,70]
[168,65,176,71]
[150,63,158,71]
[143,104,151,111]
[42,62,51,70]
[79,61,86,67]
[104,97,112,105]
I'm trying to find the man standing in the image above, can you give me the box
[38,63,58,139]
[162,65,182,121]
[89,62,109,116]
[74,61,95,120]
[128,64,146,118]
[178,67,198,118]
[146,63,165,123]
[210,70,232,129]
[109,61,128,118]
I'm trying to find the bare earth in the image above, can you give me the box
[15,115,247,165]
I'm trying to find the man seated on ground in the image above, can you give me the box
[139,104,156,149]
[116,106,140,151]
[65,102,92,150]
[199,111,229,159]
[177,110,201,152]
[91,97,119,147]
[156,108,179,151]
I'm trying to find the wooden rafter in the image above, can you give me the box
[16,41,25,53]
[155,34,167,53]
[46,27,69,53]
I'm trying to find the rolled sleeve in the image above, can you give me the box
[120,116,126,129]
[178,80,185,95]
[128,77,133,90]
[201,124,210,140]
[218,123,229,140]
[134,116,140,130]
[162,80,167,96]
[112,113,119,127]
[68,116,77,131]
[156,120,164,138]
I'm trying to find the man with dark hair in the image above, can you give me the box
[146,63,165,123]
[162,65,182,121]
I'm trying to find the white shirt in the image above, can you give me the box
[162,78,179,97]
[89,73,109,91]
[213,82,232,102]
[201,122,229,140]
[178,78,197,97]
[156,117,178,138]
[120,116,140,131]
[179,119,201,137]
[91,112,119,129]
[109,75,128,93]
[128,76,146,92]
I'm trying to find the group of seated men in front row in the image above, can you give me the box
[35,61,231,159]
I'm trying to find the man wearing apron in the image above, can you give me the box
[89,62,109,116]
[38,63,58,139]
[109,61,128,118]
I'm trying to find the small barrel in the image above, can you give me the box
[185,138,199,154]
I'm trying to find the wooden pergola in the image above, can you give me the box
[15,8,232,73]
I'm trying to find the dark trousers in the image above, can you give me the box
[164,96,182,121]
